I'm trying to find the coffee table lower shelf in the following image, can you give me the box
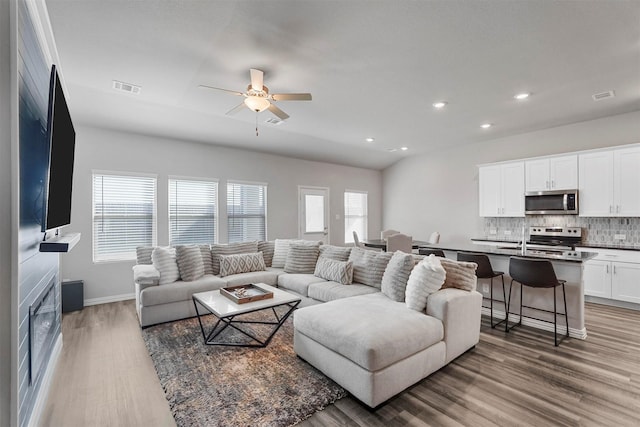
[192,292,300,348]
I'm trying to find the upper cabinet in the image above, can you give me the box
[525,155,577,192]
[479,162,524,217]
[579,146,640,217]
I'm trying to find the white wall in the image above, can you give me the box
[382,110,640,243]
[60,126,382,302]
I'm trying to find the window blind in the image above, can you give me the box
[344,191,368,243]
[227,182,267,243]
[93,174,156,262]
[169,179,218,246]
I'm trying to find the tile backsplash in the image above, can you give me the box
[483,216,640,247]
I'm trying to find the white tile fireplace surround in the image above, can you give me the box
[483,216,640,247]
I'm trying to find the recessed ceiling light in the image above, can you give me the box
[365,137,375,143]
[432,101,447,109]
[400,146,409,151]
[480,123,492,129]
[514,92,530,100]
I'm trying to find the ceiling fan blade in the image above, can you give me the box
[271,93,312,101]
[250,69,264,92]
[198,85,244,96]
[226,102,247,115]
[268,104,290,120]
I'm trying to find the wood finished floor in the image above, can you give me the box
[40,301,640,427]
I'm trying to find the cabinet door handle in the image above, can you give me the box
[546,180,549,189]
[551,180,555,188]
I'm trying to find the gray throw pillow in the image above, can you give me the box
[176,245,205,282]
[152,247,180,285]
[258,240,275,267]
[314,256,353,285]
[136,246,155,265]
[219,252,266,277]
[348,247,393,288]
[272,239,321,268]
[381,251,415,302]
[199,244,214,275]
[210,241,259,275]
[318,245,352,261]
[440,258,478,291]
[284,243,320,274]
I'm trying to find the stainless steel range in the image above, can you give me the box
[526,226,582,253]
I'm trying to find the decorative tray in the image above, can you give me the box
[220,284,274,304]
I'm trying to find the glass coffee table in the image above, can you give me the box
[192,283,301,347]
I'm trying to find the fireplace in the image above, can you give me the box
[29,277,59,385]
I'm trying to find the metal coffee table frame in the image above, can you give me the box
[192,293,300,347]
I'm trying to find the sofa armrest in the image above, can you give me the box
[133,264,160,291]
[426,288,482,363]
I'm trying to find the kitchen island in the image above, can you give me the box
[419,241,598,340]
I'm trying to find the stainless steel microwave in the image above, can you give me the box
[525,190,578,215]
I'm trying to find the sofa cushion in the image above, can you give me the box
[272,239,321,268]
[140,274,227,306]
[219,252,266,277]
[348,247,393,288]
[152,247,180,285]
[314,257,353,285]
[318,245,352,261]
[284,243,320,274]
[440,258,478,292]
[176,245,205,282]
[381,251,414,302]
[258,240,275,267]
[223,270,280,287]
[199,245,214,275]
[406,255,447,312]
[294,292,444,371]
[211,241,258,275]
[307,281,379,302]
[278,274,328,297]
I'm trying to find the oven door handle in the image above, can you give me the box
[563,193,568,211]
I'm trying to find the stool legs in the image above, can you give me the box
[489,275,507,329]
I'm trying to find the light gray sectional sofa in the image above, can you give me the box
[132,239,482,407]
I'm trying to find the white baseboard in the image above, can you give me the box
[28,333,63,427]
[84,293,135,307]
[481,307,587,340]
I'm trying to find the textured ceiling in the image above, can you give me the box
[45,0,640,170]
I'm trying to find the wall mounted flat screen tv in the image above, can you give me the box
[42,65,76,232]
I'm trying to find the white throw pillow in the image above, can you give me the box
[381,251,415,302]
[152,247,180,285]
[405,255,446,312]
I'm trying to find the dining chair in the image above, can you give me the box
[386,233,412,253]
[428,231,440,244]
[352,231,364,248]
[380,229,401,240]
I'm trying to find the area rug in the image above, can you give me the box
[141,307,348,427]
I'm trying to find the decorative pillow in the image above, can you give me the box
[258,240,275,267]
[284,243,320,274]
[219,252,266,277]
[381,251,415,302]
[272,239,321,268]
[198,245,214,275]
[132,264,160,286]
[210,241,259,275]
[175,245,205,282]
[318,245,352,262]
[348,247,393,288]
[152,247,180,285]
[136,246,155,265]
[440,258,478,291]
[314,257,353,285]
[405,255,446,312]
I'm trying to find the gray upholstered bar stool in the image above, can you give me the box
[507,257,569,346]
[457,252,506,329]
[418,248,445,257]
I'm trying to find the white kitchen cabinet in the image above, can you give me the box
[579,147,640,217]
[579,248,640,304]
[611,262,640,304]
[479,162,524,217]
[525,155,577,192]
[582,260,612,298]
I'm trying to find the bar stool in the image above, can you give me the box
[457,252,506,329]
[418,248,445,257]
[507,257,569,346]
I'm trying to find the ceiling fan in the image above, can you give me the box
[199,68,312,121]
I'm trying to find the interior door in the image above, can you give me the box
[298,186,329,243]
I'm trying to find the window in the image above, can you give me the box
[169,178,218,246]
[93,173,156,262]
[344,191,368,244]
[227,181,267,243]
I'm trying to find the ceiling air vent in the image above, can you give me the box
[112,80,141,95]
[592,90,615,101]
[265,118,284,126]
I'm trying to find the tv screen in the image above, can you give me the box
[42,65,75,232]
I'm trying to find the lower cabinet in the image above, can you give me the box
[581,248,640,304]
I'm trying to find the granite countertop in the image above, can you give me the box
[575,243,640,252]
[420,240,598,263]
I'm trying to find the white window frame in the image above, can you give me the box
[227,180,268,243]
[344,190,368,245]
[168,176,219,246]
[92,170,157,263]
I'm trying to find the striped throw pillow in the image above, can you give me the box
[199,244,214,275]
[219,252,266,277]
[258,241,275,267]
[381,251,415,302]
[152,247,180,285]
[136,246,155,265]
[284,243,320,274]
[318,245,352,261]
[440,258,478,291]
[176,245,205,282]
[210,241,259,275]
[348,247,393,288]
[406,255,446,312]
[314,256,353,285]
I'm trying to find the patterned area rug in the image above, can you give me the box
[141,307,347,427]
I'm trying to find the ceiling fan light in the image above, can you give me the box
[244,96,270,112]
